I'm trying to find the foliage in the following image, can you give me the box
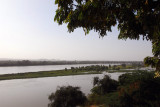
[87,92,120,107]
[0,64,140,81]
[91,75,118,95]
[93,76,99,86]
[118,71,160,107]
[144,56,160,73]
[121,64,126,68]
[0,60,140,66]
[70,64,141,74]
[87,71,160,107]
[112,65,120,70]
[48,86,87,107]
[118,71,154,86]
[0,69,101,81]
[54,0,160,73]
[70,65,108,72]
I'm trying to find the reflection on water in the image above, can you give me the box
[0,64,119,74]
[0,72,124,107]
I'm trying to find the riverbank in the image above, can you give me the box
[0,64,147,81]
[0,69,141,81]
[85,71,159,107]
[0,60,142,67]
[0,69,101,81]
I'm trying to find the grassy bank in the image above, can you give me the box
[107,70,136,73]
[0,70,101,81]
[0,64,142,81]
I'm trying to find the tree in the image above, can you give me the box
[48,86,87,107]
[54,0,160,75]
[118,71,160,107]
[121,63,126,68]
[92,75,118,95]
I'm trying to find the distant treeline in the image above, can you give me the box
[69,65,109,72]
[0,60,143,66]
[68,64,145,73]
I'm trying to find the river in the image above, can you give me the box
[0,64,119,74]
[0,72,124,107]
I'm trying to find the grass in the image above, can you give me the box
[107,69,136,73]
[87,92,120,107]
[0,64,142,81]
[116,65,134,69]
[0,69,101,81]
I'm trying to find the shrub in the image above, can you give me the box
[118,71,160,107]
[48,86,87,107]
[92,75,119,95]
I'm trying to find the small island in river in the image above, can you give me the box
[0,64,147,81]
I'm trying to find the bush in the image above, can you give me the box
[48,86,87,107]
[92,75,119,95]
[121,64,126,68]
[118,71,160,107]
[118,71,154,86]
[89,71,160,107]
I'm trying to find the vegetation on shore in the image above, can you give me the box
[0,69,100,81]
[48,86,87,107]
[48,71,160,107]
[85,71,160,107]
[0,60,142,67]
[0,64,145,81]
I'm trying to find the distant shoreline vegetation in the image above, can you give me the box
[0,60,143,67]
[0,64,146,81]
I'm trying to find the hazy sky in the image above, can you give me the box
[0,0,152,61]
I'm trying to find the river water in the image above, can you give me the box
[0,64,124,107]
[0,72,124,107]
[0,63,153,107]
[0,64,118,74]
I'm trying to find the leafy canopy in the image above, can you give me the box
[54,0,160,73]
[48,86,87,107]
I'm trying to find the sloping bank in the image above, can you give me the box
[0,70,101,81]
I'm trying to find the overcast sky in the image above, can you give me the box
[0,0,152,61]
